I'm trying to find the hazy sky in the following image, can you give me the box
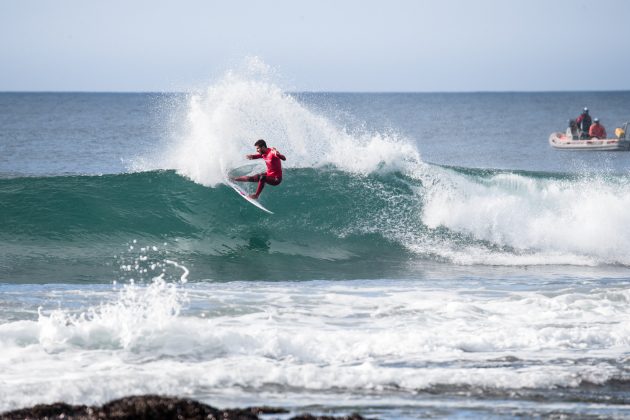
[2,0,629,92]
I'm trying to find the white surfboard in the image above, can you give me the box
[225,179,274,214]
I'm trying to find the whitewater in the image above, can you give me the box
[2,62,630,417]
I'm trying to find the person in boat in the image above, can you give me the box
[231,139,286,200]
[575,107,592,139]
[588,118,607,139]
[566,119,579,140]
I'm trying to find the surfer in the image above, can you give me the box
[231,139,286,199]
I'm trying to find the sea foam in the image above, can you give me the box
[2,278,630,411]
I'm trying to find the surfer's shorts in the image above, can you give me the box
[259,174,282,186]
[245,173,281,186]
[250,173,282,197]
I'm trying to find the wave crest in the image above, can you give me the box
[134,59,420,186]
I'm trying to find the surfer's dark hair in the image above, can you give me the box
[254,139,267,148]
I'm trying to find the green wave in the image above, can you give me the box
[0,169,424,283]
[4,166,611,283]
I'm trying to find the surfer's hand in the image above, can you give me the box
[246,154,254,160]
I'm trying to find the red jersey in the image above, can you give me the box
[589,123,607,139]
[252,148,285,178]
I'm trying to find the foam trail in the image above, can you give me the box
[164,259,189,283]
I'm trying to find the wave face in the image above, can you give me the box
[3,165,630,283]
[0,169,419,283]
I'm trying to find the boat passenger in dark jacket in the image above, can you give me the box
[575,107,592,139]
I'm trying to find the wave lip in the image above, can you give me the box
[133,60,421,187]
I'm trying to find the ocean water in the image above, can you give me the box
[2,71,630,418]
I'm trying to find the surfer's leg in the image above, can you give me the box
[252,174,267,198]
[250,176,281,199]
[232,174,262,183]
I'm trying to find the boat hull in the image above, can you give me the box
[549,132,630,151]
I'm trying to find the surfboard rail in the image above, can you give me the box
[225,179,274,214]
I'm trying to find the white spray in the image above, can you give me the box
[138,57,420,186]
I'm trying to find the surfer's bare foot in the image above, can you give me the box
[248,194,259,200]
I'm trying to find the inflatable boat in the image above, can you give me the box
[549,123,630,150]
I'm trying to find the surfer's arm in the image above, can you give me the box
[246,153,262,160]
[271,148,286,161]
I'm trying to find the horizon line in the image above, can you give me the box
[1,89,630,94]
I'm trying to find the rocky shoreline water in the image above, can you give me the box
[0,395,369,420]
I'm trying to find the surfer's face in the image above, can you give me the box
[256,145,267,154]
